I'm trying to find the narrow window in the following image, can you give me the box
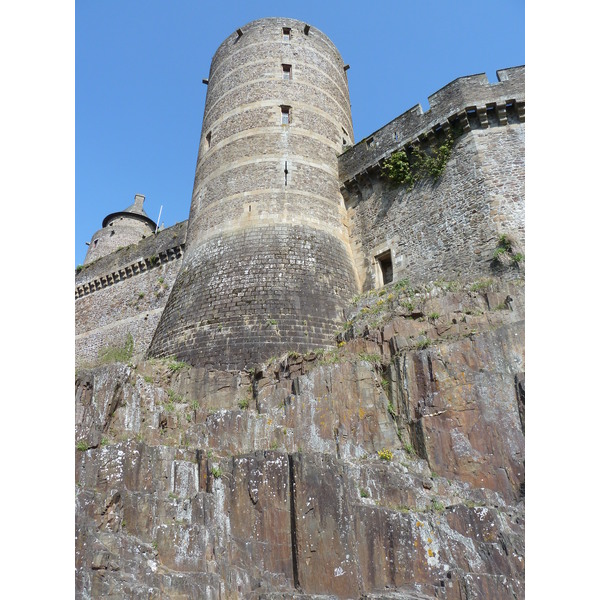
[366,137,374,148]
[342,138,347,146]
[281,106,290,125]
[376,250,393,286]
[206,131,212,149]
[284,161,289,186]
[282,64,292,80]
[93,239,99,248]
[282,27,291,41]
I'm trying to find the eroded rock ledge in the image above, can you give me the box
[76,278,524,599]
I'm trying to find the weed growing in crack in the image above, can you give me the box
[377,448,393,461]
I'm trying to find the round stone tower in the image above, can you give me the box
[83,194,156,264]
[148,17,359,370]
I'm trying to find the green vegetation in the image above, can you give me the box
[493,234,524,266]
[360,488,369,498]
[98,333,134,364]
[149,255,159,266]
[382,149,414,187]
[382,133,454,189]
[167,358,189,372]
[434,279,461,292]
[377,448,393,461]
[238,398,250,409]
[190,399,200,411]
[415,337,431,350]
[403,442,416,456]
[470,278,494,292]
[210,465,222,479]
[431,499,445,512]
[76,264,84,273]
[428,312,440,321]
[387,402,398,418]
[167,389,183,404]
[394,278,411,290]
[76,440,89,452]
[143,375,153,383]
[400,299,414,312]
[357,352,381,364]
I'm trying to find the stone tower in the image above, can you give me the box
[148,17,359,370]
[83,194,156,265]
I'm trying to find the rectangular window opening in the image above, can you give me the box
[281,106,290,125]
[366,137,374,148]
[376,250,393,286]
[282,64,292,80]
[282,27,291,41]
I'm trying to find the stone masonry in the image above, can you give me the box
[147,18,360,371]
[76,20,525,373]
[75,16,526,600]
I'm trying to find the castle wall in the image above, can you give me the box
[83,214,156,265]
[148,18,359,371]
[75,222,187,367]
[339,67,524,290]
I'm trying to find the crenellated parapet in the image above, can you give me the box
[75,244,185,300]
[75,221,187,293]
[75,221,188,367]
[338,66,524,193]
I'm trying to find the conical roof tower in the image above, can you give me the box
[83,194,157,265]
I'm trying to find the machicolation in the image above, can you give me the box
[76,17,525,371]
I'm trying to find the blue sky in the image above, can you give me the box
[75,0,524,265]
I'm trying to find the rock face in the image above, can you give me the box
[76,279,524,599]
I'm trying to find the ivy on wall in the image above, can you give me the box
[382,133,455,189]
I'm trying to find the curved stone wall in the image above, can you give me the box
[148,18,359,370]
[83,215,156,265]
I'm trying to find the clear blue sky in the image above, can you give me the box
[76,0,525,266]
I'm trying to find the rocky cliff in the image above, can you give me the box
[75,276,524,599]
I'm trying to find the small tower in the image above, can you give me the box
[83,194,157,264]
[148,18,359,370]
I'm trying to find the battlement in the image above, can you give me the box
[338,66,524,186]
[76,221,187,290]
[75,15,524,371]
[75,243,185,300]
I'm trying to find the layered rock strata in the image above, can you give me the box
[76,278,525,599]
